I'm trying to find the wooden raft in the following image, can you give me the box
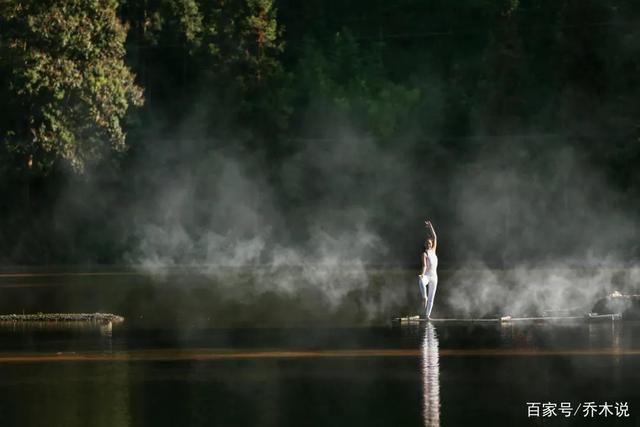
[0,313,124,323]
[392,313,622,324]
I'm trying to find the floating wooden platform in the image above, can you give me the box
[0,313,124,324]
[392,313,622,324]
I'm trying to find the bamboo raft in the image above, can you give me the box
[0,313,124,324]
[393,313,622,324]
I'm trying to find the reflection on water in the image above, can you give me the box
[0,321,638,426]
[588,321,624,369]
[587,321,622,349]
[99,321,113,337]
[2,362,131,427]
[422,323,440,427]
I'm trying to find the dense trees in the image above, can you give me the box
[0,0,639,264]
[0,0,143,172]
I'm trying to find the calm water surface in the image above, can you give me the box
[0,271,638,426]
[0,323,638,426]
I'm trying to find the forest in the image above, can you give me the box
[1,0,639,266]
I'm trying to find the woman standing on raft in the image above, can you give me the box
[419,220,438,319]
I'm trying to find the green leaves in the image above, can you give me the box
[0,0,143,172]
[200,0,283,90]
[293,30,421,141]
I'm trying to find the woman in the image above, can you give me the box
[418,220,438,319]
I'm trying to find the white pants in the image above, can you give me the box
[418,275,438,317]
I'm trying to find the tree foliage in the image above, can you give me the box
[1,0,640,263]
[292,31,420,141]
[0,0,143,172]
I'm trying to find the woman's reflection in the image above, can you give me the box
[422,323,440,427]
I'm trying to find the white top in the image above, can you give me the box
[425,249,438,278]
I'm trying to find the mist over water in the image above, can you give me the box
[113,124,640,320]
[445,139,640,317]
[2,1,637,322]
[119,127,404,318]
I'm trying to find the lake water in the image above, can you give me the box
[0,270,638,426]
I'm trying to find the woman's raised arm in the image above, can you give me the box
[425,220,437,250]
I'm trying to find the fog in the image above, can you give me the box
[109,115,640,320]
